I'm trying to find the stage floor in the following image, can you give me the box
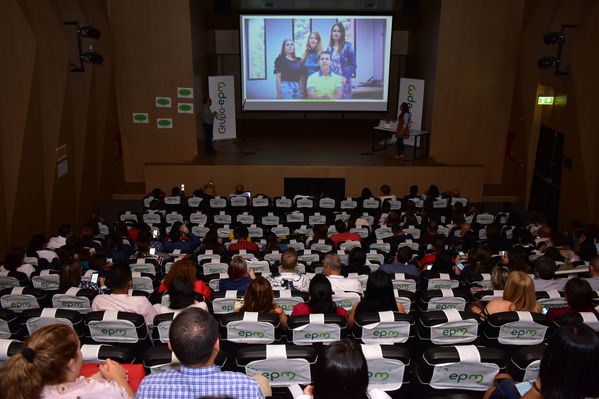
[192,119,441,167]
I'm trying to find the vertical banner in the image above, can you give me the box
[398,78,425,146]
[208,75,237,141]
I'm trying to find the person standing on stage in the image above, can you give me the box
[327,22,357,99]
[274,39,303,99]
[395,102,412,161]
[201,96,219,155]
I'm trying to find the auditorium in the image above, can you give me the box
[0,1,598,398]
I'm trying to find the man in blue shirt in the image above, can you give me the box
[136,308,264,399]
[380,246,420,276]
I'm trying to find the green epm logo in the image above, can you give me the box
[220,305,233,312]
[373,330,402,338]
[132,283,149,289]
[10,301,32,309]
[280,304,294,311]
[435,304,458,310]
[238,331,264,338]
[60,301,83,308]
[261,371,296,381]
[393,283,412,290]
[449,373,484,384]
[511,329,537,338]
[101,328,127,336]
[432,284,452,289]
[368,371,390,381]
[41,280,58,287]
[336,300,353,307]
[442,328,468,336]
[304,332,331,340]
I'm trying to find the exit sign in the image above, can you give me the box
[538,96,554,105]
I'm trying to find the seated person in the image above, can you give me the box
[59,260,104,293]
[1,324,134,399]
[219,255,254,291]
[136,308,264,398]
[547,277,598,321]
[162,222,200,254]
[330,220,362,249]
[261,231,288,253]
[342,247,371,276]
[297,339,392,399]
[419,250,455,290]
[418,239,446,268]
[383,223,414,254]
[156,276,208,314]
[348,270,406,328]
[585,255,599,290]
[266,248,310,291]
[483,322,599,399]
[158,259,211,301]
[237,277,287,329]
[91,262,157,329]
[420,220,447,245]
[476,271,542,319]
[1,246,35,277]
[532,255,565,291]
[227,225,260,254]
[306,51,343,100]
[323,254,362,294]
[380,246,419,276]
[292,274,348,320]
[47,224,71,250]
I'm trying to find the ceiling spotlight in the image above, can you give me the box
[79,26,101,39]
[543,32,564,44]
[82,52,103,65]
[537,56,560,69]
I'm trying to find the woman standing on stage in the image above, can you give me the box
[395,102,412,161]
[327,22,357,99]
[274,38,303,99]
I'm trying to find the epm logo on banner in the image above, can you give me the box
[406,84,417,110]
[216,81,228,135]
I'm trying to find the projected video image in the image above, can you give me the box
[240,15,392,111]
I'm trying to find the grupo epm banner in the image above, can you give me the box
[208,75,237,141]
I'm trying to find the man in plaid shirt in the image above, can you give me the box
[136,308,264,398]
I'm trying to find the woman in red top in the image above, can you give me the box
[158,259,211,302]
[292,274,348,320]
[548,277,598,321]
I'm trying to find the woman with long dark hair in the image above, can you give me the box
[292,274,348,320]
[348,270,405,328]
[238,276,287,329]
[327,22,357,99]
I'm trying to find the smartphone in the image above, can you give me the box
[542,307,548,315]
[149,248,156,256]
[456,263,465,271]
[458,251,465,256]
[500,250,506,256]
[90,272,99,284]
[426,264,433,271]
[515,381,533,396]
[107,258,113,263]
[180,183,185,191]
[152,229,159,238]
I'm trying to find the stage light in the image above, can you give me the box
[537,56,560,69]
[79,26,101,39]
[82,52,103,65]
[543,32,564,44]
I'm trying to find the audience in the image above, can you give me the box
[532,256,565,291]
[343,247,371,275]
[219,255,254,291]
[297,339,391,399]
[46,224,71,250]
[330,220,362,248]
[91,262,157,329]
[59,260,104,293]
[266,248,310,291]
[136,308,265,398]
[158,259,211,301]
[323,253,363,294]
[547,277,598,321]
[484,322,599,399]
[585,255,599,290]
[292,274,348,320]
[348,270,405,328]
[380,246,419,275]
[477,271,542,318]
[156,276,208,314]
[1,246,35,277]
[237,276,288,329]
[1,324,134,399]
[227,225,260,254]
[162,222,200,254]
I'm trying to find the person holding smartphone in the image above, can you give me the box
[483,322,599,399]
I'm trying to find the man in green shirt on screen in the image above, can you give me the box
[306,51,343,100]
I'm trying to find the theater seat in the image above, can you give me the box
[81,343,135,364]
[236,344,317,388]
[21,308,84,339]
[287,314,347,345]
[415,345,506,394]
[507,344,545,382]
[361,343,411,392]
[0,309,21,339]
[143,344,227,374]
[0,287,49,312]
[0,270,28,289]
[481,311,550,347]
[31,270,60,291]
[352,311,414,344]
[417,309,479,345]
[418,288,469,312]
[0,338,23,365]
[211,290,244,315]
[553,311,599,331]
[219,311,282,344]
[52,287,97,313]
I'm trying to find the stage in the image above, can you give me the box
[144,119,485,200]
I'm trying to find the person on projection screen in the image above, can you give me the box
[306,51,343,100]
[274,38,303,99]
[327,22,356,99]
